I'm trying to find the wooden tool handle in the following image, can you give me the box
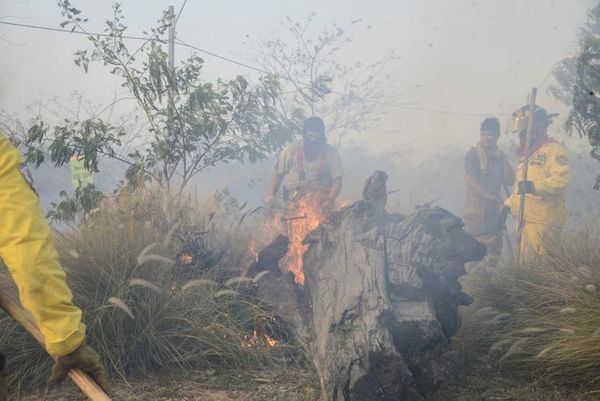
[516,87,537,264]
[0,291,111,401]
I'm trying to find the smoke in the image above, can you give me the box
[29,138,600,236]
[1,0,597,233]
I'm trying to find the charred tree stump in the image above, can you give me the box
[250,171,485,401]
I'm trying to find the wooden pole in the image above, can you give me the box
[516,87,537,264]
[0,291,111,401]
[502,184,515,261]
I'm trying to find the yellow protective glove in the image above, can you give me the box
[48,343,109,392]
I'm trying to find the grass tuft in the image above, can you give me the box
[461,226,600,390]
[0,186,301,392]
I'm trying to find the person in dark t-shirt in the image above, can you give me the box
[463,118,515,260]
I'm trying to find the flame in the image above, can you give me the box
[284,192,327,285]
[242,328,278,348]
[180,254,193,265]
[263,332,278,347]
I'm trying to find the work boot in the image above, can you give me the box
[0,353,7,401]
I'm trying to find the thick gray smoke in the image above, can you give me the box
[30,139,600,234]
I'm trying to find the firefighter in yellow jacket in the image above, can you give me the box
[0,133,107,398]
[503,105,571,261]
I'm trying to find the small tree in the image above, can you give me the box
[254,15,397,146]
[551,2,600,189]
[25,1,293,198]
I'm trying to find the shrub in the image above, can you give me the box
[0,186,292,392]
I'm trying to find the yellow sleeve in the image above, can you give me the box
[0,134,85,357]
[535,144,571,196]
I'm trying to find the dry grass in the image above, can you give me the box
[0,185,300,395]
[427,354,597,401]
[458,226,600,392]
[16,369,319,401]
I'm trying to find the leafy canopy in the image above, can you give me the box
[25,1,293,195]
[552,3,600,189]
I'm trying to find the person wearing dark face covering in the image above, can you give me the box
[463,118,515,261]
[264,117,343,284]
[264,116,343,216]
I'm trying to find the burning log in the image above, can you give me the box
[249,171,485,401]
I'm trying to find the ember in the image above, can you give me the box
[180,254,193,265]
[242,328,278,348]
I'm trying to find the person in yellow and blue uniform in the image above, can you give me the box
[0,133,108,399]
[503,106,571,261]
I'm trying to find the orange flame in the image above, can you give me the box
[284,193,327,285]
[263,332,278,347]
[180,254,193,265]
[242,328,278,348]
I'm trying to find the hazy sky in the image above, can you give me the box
[0,0,596,158]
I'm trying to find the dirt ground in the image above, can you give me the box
[14,358,600,401]
[427,352,600,401]
[16,370,320,401]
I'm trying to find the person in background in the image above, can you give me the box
[0,133,108,399]
[265,116,343,216]
[463,117,515,263]
[264,117,343,284]
[503,105,571,261]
